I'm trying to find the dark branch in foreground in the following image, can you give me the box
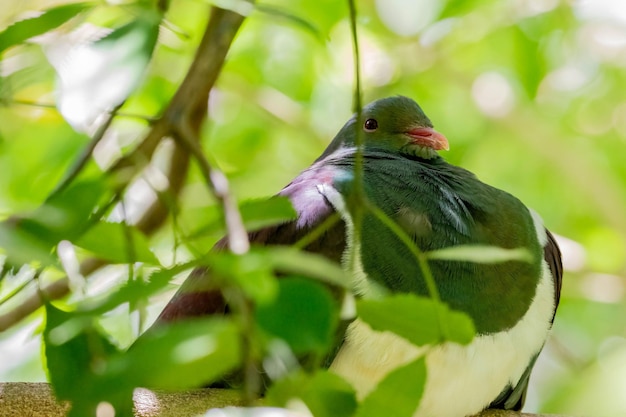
[0,383,570,417]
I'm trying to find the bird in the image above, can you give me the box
[153,96,563,417]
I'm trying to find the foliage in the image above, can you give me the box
[1,0,626,416]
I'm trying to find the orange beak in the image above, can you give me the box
[405,127,449,151]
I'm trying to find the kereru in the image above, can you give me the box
[154,96,563,417]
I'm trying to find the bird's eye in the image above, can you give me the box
[364,118,378,132]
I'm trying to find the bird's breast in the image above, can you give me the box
[331,260,555,417]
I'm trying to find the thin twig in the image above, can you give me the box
[347,0,362,115]
[0,271,38,308]
[46,103,123,201]
[172,122,249,255]
[346,0,366,291]
[8,99,156,121]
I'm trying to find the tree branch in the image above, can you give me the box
[0,383,570,417]
[0,5,249,332]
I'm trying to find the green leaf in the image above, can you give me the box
[512,25,546,99]
[438,0,486,19]
[53,11,161,130]
[117,318,241,389]
[425,245,533,264]
[255,278,338,355]
[266,370,357,417]
[265,247,349,289]
[240,197,297,230]
[0,218,58,267]
[0,3,92,54]
[44,304,118,398]
[355,357,427,417]
[76,221,159,265]
[77,262,196,314]
[208,250,278,304]
[256,4,323,40]
[357,294,475,346]
[188,197,297,240]
[0,180,106,268]
[37,179,106,239]
[43,303,134,416]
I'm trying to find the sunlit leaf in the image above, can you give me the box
[241,197,297,230]
[0,3,92,54]
[117,318,241,389]
[0,218,58,267]
[512,26,546,99]
[357,294,475,346]
[37,179,106,238]
[255,278,338,355]
[425,245,533,264]
[355,357,427,417]
[266,370,357,417]
[77,261,197,314]
[0,180,105,268]
[256,4,323,40]
[208,250,278,304]
[76,221,159,265]
[265,247,349,289]
[51,11,161,130]
[188,197,297,240]
[439,0,483,19]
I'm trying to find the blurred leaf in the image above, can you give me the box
[542,342,626,417]
[117,318,241,389]
[512,26,545,99]
[256,4,323,40]
[265,247,349,289]
[357,294,475,346]
[355,357,427,417]
[52,11,161,130]
[255,277,338,355]
[266,370,357,417]
[44,303,134,416]
[209,250,278,304]
[189,197,297,240]
[77,261,197,314]
[36,179,106,239]
[425,245,533,264]
[0,180,105,268]
[0,3,92,54]
[240,197,297,229]
[76,221,159,265]
[439,0,483,19]
[0,218,58,267]
[0,47,54,98]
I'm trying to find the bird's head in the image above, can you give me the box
[319,96,449,161]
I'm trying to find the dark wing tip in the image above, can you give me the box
[544,228,563,323]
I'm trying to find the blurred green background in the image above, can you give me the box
[1,0,626,416]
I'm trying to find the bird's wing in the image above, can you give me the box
[488,352,539,411]
[544,228,563,322]
[155,166,346,323]
[489,227,564,411]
